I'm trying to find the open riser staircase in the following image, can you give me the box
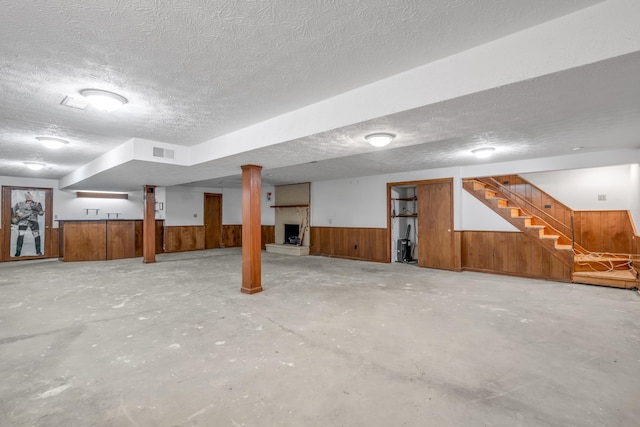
[463,177,638,289]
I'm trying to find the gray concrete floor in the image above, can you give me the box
[1,249,639,427]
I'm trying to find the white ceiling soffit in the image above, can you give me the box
[3,0,639,190]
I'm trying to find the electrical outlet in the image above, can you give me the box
[193,213,198,217]
[598,194,606,201]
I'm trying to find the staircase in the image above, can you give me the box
[463,178,638,289]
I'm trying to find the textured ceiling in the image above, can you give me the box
[62,49,640,191]
[0,0,626,190]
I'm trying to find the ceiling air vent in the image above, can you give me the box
[153,147,175,159]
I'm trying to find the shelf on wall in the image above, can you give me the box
[270,204,309,208]
[391,197,417,201]
[392,214,417,218]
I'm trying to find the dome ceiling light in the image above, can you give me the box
[471,147,496,158]
[36,136,69,149]
[365,133,396,147]
[24,162,45,170]
[80,89,128,112]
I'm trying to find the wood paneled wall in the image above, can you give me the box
[462,230,571,282]
[222,225,242,248]
[49,228,60,258]
[164,226,205,253]
[310,226,388,263]
[261,225,275,250]
[573,210,636,254]
[222,225,274,249]
[491,175,573,236]
[164,224,275,252]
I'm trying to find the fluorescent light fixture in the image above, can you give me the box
[36,136,69,149]
[365,133,396,147]
[471,147,496,158]
[76,191,128,199]
[80,89,128,112]
[24,162,45,170]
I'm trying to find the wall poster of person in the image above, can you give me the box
[1,187,52,260]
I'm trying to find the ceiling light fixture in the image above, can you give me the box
[365,133,396,147]
[471,147,496,158]
[24,162,45,171]
[80,89,128,112]
[36,136,69,149]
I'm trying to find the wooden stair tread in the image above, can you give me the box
[572,270,637,279]
[525,225,545,229]
[575,254,631,262]
[539,234,559,239]
[555,244,573,250]
[572,270,638,289]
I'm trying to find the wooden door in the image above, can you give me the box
[204,193,222,249]
[417,179,455,270]
[2,186,53,261]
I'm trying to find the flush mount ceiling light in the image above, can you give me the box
[24,161,45,170]
[80,89,128,112]
[471,147,496,158]
[365,133,396,147]
[36,136,69,149]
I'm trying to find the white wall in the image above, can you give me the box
[0,176,145,228]
[631,164,640,229]
[312,166,463,229]
[311,149,640,232]
[164,185,275,226]
[522,164,634,210]
[1,176,275,229]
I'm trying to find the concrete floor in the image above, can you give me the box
[1,249,639,427]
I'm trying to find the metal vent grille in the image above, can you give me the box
[153,147,175,159]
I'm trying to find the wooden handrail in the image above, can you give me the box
[471,177,587,255]
[481,177,573,237]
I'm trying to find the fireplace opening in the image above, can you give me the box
[284,224,300,245]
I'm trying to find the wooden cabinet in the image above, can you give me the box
[59,220,164,262]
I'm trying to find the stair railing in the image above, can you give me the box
[476,177,582,254]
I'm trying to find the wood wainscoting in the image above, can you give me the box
[222,225,242,248]
[462,230,571,282]
[574,210,637,254]
[310,226,388,263]
[164,226,205,253]
[164,225,275,253]
[222,225,274,250]
[261,225,275,250]
[49,227,60,258]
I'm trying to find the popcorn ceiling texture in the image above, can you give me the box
[0,0,614,184]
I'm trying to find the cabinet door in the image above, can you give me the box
[417,179,455,270]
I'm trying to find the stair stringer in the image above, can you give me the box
[463,179,574,267]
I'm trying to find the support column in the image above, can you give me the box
[143,185,156,264]
[241,165,263,294]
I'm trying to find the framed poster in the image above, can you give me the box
[1,186,53,261]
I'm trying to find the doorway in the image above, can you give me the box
[2,186,53,261]
[389,185,418,263]
[204,193,222,249]
[417,179,455,270]
[387,178,455,270]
